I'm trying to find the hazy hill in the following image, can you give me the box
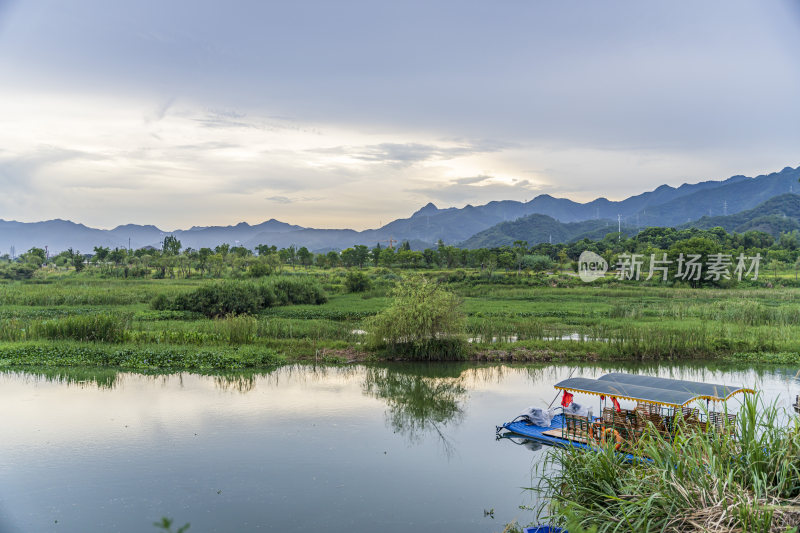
[1,165,798,254]
[633,166,800,226]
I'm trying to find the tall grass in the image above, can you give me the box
[535,396,800,532]
[0,280,191,306]
[32,314,131,343]
[199,315,258,345]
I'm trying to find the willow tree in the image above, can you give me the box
[367,275,466,360]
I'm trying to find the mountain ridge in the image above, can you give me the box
[1,165,797,254]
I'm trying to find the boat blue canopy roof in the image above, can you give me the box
[555,372,754,407]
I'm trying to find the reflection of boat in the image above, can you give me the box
[494,432,543,452]
[794,395,800,414]
[496,372,754,454]
[524,526,565,533]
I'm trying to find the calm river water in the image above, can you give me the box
[1,362,798,533]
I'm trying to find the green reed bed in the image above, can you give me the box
[0,341,284,370]
[534,396,800,533]
[1,277,799,366]
[130,316,359,345]
[0,279,198,306]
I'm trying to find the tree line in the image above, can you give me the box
[2,225,799,281]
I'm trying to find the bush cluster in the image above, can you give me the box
[151,278,327,317]
[344,271,372,293]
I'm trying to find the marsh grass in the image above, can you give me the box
[200,315,258,345]
[535,396,800,532]
[1,278,799,366]
[33,314,131,343]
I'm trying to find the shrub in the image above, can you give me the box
[172,281,262,317]
[268,277,327,306]
[345,271,372,293]
[151,277,327,317]
[0,263,37,280]
[367,275,466,360]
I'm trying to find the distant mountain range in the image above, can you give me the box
[461,194,800,249]
[1,165,798,254]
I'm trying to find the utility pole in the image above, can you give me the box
[617,214,621,240]
[723,200,728,216]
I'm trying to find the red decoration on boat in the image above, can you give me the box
[611,397,621,412]
[560,391,574,408]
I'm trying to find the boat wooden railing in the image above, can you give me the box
[601,407,639,442]
[635,403,669,437]
[708,411,737,433]
[562,413,592,443]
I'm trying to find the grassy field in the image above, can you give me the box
[0,269,799,369]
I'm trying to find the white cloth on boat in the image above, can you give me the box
[564,402,589,417]
[517,406,557,427]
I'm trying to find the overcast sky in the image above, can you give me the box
[1,0,799,230]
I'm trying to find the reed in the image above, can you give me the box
[535,395,800,532]
[32,314,131,343]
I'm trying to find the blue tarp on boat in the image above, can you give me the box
[497,414,641,462]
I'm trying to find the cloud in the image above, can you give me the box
[309,140,506,168]
[0,145,108,181]
[265,196,292,204]
[265,195,325,204]
[143,97,175,124]
[409,175,545,206]
[453,175,490,185]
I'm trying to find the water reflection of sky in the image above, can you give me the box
[0,363,797,533]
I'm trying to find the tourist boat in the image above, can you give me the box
[496,372,754,453]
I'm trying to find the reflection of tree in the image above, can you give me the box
[213,372,259,393]
[362,364,468,450]
[6,368,122,389]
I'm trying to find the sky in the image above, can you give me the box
[0,0,799,231]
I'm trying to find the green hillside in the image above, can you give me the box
[460,214,637,248]
[461,194,800,248]
[676,193,800,236]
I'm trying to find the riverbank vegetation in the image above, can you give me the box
[0,271,798,369]
[533,396,800,532]
[1,224,800,369]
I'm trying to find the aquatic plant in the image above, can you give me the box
[534,395,800,532]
